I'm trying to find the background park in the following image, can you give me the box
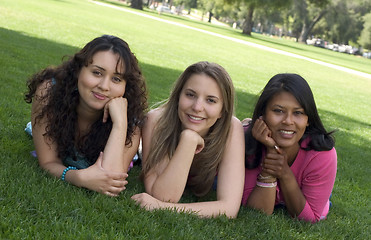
[0,0,370,239]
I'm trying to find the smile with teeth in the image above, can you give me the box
[188,115,204,121]
[280,130,295,135]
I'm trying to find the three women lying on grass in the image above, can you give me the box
[25,35,147,196]
[25,37,336,222]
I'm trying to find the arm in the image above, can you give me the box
[296,149,337,222]
[31,82,127,196]
[141,109,204,203]
[101,97,139,173]
[133,117,245,218]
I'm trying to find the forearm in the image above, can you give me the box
[102,123,128,172]
[278,171,306,217]
[40,161,83,187]
[246,183,276,214]
[151,146,195,202]
[150,136,198,202]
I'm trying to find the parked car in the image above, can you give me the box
[156,5,172,14]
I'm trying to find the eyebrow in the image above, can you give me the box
[92,65,123,75]
[273,104,304,110]
[185,88,220,100]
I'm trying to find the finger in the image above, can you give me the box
[102,102,110,123]
[111,179,128,188]
[104,190,118,197]
[110,172,128,181]
[275,145,283,154]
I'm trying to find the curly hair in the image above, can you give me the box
[142,61,235,197]
[25,35,147,165]
[245,73,335,169]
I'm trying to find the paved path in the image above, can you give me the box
[94,1,371,80]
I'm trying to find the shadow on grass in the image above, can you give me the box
[1,27,370,233]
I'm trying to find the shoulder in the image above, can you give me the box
[34,79,53,99]
[145,108,163,125]
[298,147,337,172]
[226,116,244,142]
[231,116,243,126]
[229,116,243,133]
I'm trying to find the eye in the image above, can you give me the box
[294,111,305,115]
[112,76,123,83]
[273,109,283,113]
[207,98,217,104]
[92,70,102,76]
[185,92,195,98]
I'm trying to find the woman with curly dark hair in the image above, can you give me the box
[25,35,147,196]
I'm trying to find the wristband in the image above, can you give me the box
[61,166,77,181]
[256,181,277,188]
[257,174,275,180]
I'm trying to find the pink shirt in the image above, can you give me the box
[242,138,337,223]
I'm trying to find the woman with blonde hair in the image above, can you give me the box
[132,61,244,218]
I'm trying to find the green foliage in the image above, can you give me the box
[0,0,370,238]
[359,13,371,49]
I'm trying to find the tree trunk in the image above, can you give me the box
[242,4,255,35]
[131,0,143,10]
[298,9,327,42]
[208,11,213,23]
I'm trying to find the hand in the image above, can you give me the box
[79,152,128,197]
[181,129,205,154]
[103,97,128,126]
[252,117,276,148]
[261,147,291,180]
[131,193,163,211]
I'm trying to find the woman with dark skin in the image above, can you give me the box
[242,74,337,222]
[25,35,147,196]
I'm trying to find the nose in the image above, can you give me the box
[98,76,110,91]
[283,113,293,125]
[192,98,204,112]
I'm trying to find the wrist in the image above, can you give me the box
[257,173,277,183]
[112,121,127,130]
[61,166,77,182]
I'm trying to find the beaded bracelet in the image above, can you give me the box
[258,174,275,180]
[61,166,77,181]
[256,181,277,188]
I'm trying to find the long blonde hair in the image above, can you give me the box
[142,61,235,196]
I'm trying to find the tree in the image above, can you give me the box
[291,0,330,42]
[226,0,291,35]
[310,0,371,45]
[359,13,371,49]
[131,0,143,10]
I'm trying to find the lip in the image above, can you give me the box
[277,129,296,139]
[92,92,107,100]
[187,114,205,122]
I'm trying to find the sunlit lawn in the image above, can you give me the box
[0,0,370,239]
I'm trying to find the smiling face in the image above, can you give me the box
[264,91,308,153]
[77,50,126,115]
[178,73,223,137]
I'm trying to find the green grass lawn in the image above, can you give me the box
[0,0,370,239]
